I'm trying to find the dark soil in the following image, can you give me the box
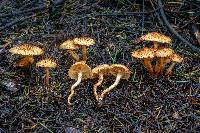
[0,0,200,133]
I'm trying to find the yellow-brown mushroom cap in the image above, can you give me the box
[170,53,183,63]
[9,44,43,56]
[68,61,91,80]
[110,64,131,80]
[74,37,95,46]
[36,59,57,68]
[59,39,80,50]
[140,32,172,44]
[92,64,110,78]
[155,48,174,58]
[131,47,156,59]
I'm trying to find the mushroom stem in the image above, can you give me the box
[82,46,87,61]
[154,57,164,76]
[99,74,122,102]
[93,74,104,101]
[165,62,176,76]
[68,50,79,61]
[68,72,82,105]
[45,67,49,87]
[143,58,154,75]
[153,41,159,48]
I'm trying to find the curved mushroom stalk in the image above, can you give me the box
[165,62,176,76]
[143,58,154,75]
[68,72,82,105]
[67,50,79,61]
[154,57,164,76]
[82,46,87,61]
[98,74,122,104]
[93,74,104,101]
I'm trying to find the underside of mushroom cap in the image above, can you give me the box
[9,44,43,56]
[110,64,131,80]
[92,64,110,78]
[68,61,91,80]
[139,32,172,44]
[132,47,156,59]
[36,59,57,68]
[155,48,174,58]
[59,39,80,50]
[74,37,95,46]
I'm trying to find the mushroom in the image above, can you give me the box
[73,37,95,62]
[92,64,110,101]
[98,64,131,104]
[9,44,43,67]
[36,59,57,87]
[59,39,80,61]
[154,48,174,76]
[165,53,183,76]
[131,47,156,76]
[68,61,91,105]
[139,32,172,48]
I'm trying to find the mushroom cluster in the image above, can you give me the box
[8,33,183,107]
[60,37,95,62]
[132,32,183,77]
[67,63,131,106]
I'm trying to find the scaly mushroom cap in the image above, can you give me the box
[36,59,57,68]
[68,61,91,80]
[155,48,174,58]
[74,37,95,46]
[140,32,172,44]
[59,39,80,50]
[9,44,43,56]
[170,53,183,63]
[131,47,156,59]
[110,64,131,80]
[92,64,110,78]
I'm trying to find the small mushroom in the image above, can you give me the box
[131,47,156,75]
[59,39,80,61]
[139,32,172,48]
[98,64,131,104]
[9,44,43,67]
[154,48,174,76]
[92,64,110,101]
[36,59,57,87]
[165,53,183,76]
[73,37,95,62]
[68,61,91,105]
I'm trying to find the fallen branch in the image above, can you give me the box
[157,0,200,53]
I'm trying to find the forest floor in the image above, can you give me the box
[0,0,200,132]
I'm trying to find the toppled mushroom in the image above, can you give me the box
[98,64,131,104]
[9,44,43,67]
[59,39,80,61]
[36,59,57,87]
[73,37,95,62]
[165,53,183,76]
[132,47,156,75]
[154,48,174,76]
[92,64,110,102]
[68,61,91,105]
[139,32,172,48]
